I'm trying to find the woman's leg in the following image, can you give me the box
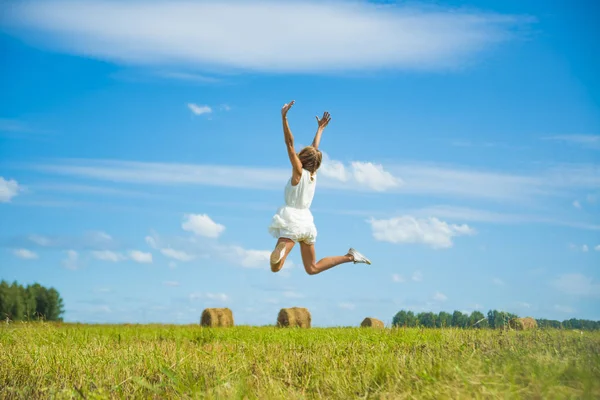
[299,241,354,275]
[270,238,295,273]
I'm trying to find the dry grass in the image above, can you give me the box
[200,308,234,328]
[277,307,311,328]
[1,323,599,399]
[509,317,538,330]
[360,317,384,328]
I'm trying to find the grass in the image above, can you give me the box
[1,323,599,399]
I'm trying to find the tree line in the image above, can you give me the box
[0,280,64,321]
[392,309,600,330]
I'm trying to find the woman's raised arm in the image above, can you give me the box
[281,101,303,183]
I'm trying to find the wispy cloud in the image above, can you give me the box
[2,1,532,74]
[26,159,599,201]
[62,250,81,270]
[572,200,582,209]
[163,281,180,287]
[544,135,600,149]
[569,244,589,252]
[493,278,505,286]
[160,248,194,262]
[369,215,475,249]
[0,177,22,203]
[157,71,220,84]
[411,205,600,231]
[554,304,575,313]
[391,274,405,283]
[189,292,229,302]
[412,270,423,282]
[433,292,448,302]
[551,273,600,298]
[338,302,355,310]
[13,248,38,260]
[91,250,126,262]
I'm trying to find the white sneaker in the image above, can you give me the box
[348,248,371,265]
[270,242,287,265]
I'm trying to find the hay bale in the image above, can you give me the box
[277,307,311,328]
[361,317,384,328]
[200,308,234,327]
[509,317,537,330]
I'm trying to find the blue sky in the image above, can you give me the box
[0,0,598,326]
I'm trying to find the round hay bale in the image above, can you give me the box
[509,317,537,330]
[277,307,311,328]
[361,317,384,328]
[200,308,234,327]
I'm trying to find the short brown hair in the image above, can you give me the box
[298,146,322,175]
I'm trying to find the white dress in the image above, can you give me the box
[268,169,318,244]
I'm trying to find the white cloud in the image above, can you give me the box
[128,250,153,263]
[13,248,38,260]
[91,250,125,262]
[187,103,212,115]
[163,281,180,287]
[412,270,423,282]
[3,1,530,74]
[62,250,81,270]
[493,278,505,286]
[392,274,405,283]
[433,292,447,302]
[554,304,575,313]
[582,244,589,252]
[369,215,475,249]
[0,177,22,202]
[182,214,225,238]
[338,302,355,310]
[552,273,600,297]
[573,200,581,209]
[320,153,349,182]
[595,245,600,252]
[160,248,194,262]
[544,135,600,149]
[351,162,402,191]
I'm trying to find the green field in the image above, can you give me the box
[1,323,599,399]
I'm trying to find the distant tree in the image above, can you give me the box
[437,312,452,328]
[393,310,409,327]
[451,311,468,328]
[469,311,488,328]
[0,280,64,321]
[418,312,436,328]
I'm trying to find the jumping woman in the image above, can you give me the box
[268,100,371,275]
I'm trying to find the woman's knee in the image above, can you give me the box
[303,262,318,275]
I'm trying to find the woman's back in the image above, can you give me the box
[284,169,316,209]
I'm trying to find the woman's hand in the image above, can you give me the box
[281,100,295,117]
[315,111,331,130]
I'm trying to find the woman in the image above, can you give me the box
[268,100,371,275]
